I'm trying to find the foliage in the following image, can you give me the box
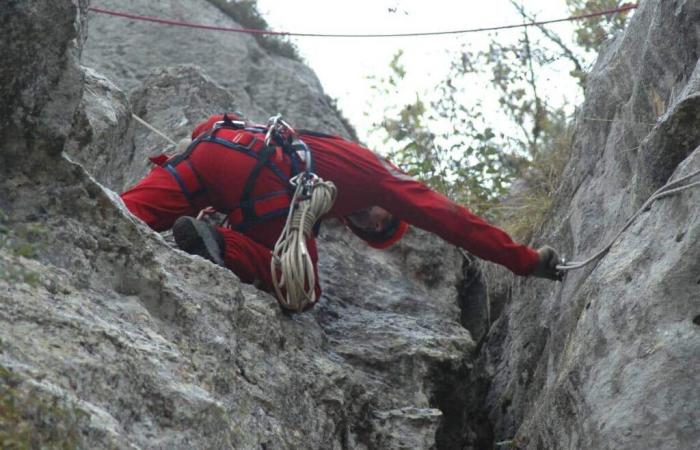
[372,53,522,213]
[370,1,631,229]
[566,0,632,53]
[0,210,44,286]
[0,365,86,449]
[495,110,573,241]
[0,211,46,260]
[206,0,301,60]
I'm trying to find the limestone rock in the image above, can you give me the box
[482,1,700,448]
[66,67,133,191]
[5,0,699,448]
[83,0,355,139]
[1,1,480,448]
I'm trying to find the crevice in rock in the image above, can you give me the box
[456,254,490,347]
[430,360,493,450]
[427,254,498,449]
[640,94,700,196]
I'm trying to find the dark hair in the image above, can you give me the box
[346,216,401,242]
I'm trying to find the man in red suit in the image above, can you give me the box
[121,113,562,305]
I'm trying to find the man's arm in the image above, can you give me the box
[376,172,540,276]
[305,134,542,276]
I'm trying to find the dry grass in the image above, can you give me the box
[493,121,573,242]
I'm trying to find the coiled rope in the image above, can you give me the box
[271,176,337,311]
[557,166,700,271]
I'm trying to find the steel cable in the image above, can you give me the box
[557,167,700,271]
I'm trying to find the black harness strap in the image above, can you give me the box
[239,144,278,225]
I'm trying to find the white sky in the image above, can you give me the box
[256,0,585,145]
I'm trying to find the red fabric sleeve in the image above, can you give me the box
[377,173,539,275]
[311,138,539,276]
[120,166,205,232]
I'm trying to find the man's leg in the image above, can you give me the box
[121,166,205,231]
[219,227,321,299]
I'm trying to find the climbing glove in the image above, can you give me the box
[532,246,563,281]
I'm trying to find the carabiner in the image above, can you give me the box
[264,114,282,146]
[289,172,319,188]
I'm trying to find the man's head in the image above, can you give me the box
[346,206,393,233]
[344,206,408,249]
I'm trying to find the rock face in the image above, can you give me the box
[82,0,355,140]
[1,1,484,449]
[1,0,699,449]
[480,1,700,448]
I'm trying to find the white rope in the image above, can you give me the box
[271,178,337,311]
[131,113,178,146]
[557,167,700,271]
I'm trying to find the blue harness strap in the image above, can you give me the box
[231,208,291,232]
[164,160,208,206]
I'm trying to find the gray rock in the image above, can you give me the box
[371,407,443,449]
[82,0,355,139]
[481,1,700,448]
[6,0,699,448]
[0,0,86,158]
[66,66,133,191]
[1,1,480,448]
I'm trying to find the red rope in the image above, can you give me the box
[88,4,637,38]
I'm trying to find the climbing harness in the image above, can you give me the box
[557,165,700,272]
[135,112,336,311]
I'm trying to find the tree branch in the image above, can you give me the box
[510,1,585,76]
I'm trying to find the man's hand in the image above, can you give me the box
[532,246,563,281]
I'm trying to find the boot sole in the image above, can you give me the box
[172,216,225,267]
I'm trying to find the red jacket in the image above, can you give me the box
[190,115,539,276]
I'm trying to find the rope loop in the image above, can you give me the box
[271,178,337,312]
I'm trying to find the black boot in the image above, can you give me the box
[172,216,225,267]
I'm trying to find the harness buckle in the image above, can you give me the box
[289,172,319,187]
[290,172,320,197]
